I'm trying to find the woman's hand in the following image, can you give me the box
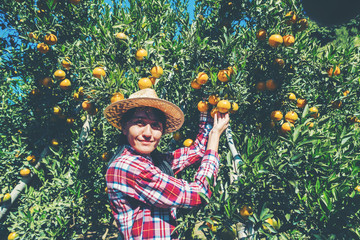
[212,112,230,136]
[206,112,230,152]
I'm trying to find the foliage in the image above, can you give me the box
[0,0,360,239]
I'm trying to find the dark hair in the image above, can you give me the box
[120,107,167,133]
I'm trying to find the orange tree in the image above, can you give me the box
[1,0,360,239]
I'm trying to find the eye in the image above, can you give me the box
[134,119,145,126]
[151,122,163,131]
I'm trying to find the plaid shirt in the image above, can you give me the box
[106,113,219,239]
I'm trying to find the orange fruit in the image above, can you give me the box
[196,72,209,85]
[3,193,11,202]
[309,106,319,118]
[27,155,36,164]
[110,92,124,103]
[135,48,147,61]
[355,186,360,192]
[102,152,110,161]
[82,101,93,111]
[270,110,283,121]
[208,95,220,106]
[59,79,71,90]
[298,18,308,31]
[66,118,75,124]
[210,107,219,118]
[343,90,350,96]
[256,29,267,41]
[281,122,294,134]
[256,81,266,91]
[306,122,314,128]
[28,32,38,39]
[197,101,209,112]
[283,35,295,47]
[61,59,71,70]
[30,88,40,96]
[288,93,296,101]
[331,100,342,109]
[227,66,236,75]
[183,139,194,147]
[69,0,81,5]
[44,33,57,45]
[265,79,277,91]
[285,11,297,25]
[217,100,231,113]
[7,232,19,240]
[285,111,298,123]
[217,69,231,82]
[268,34,283,47]
[327,66,340,77]
[240,205,253,220]
[41,77,54,88]
[54,69,66,80]
[115,32,128,40]
[20,168,31,177]
[53,106,62,115]
[230,102,239,113]
[37,43,49,54]
[173,132,182,141]
[51,138,59,146]
[274,58,285,68]
[190,80,201,89]
[138,77,153,89]
[150,66,164,78]
[73,92,81,101]
[92,67,106,79]
[296,98,307,108]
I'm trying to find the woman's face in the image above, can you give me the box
[123,108,164,156]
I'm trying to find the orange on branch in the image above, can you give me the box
[138,78,153,89]
[296,98,307,108]
[41,77,54,88]
[135,48,147,61]
[217,69,231,82]
[53,106,62,115]
[285,111,298,123]
[256,81,266,91]
[269,34,283,47]
[110,92,124,103]
[61,59,71,70]
[92,67,106,79]
[197,101,209,112]
[26,155,36,164]
[20,168,31,177]
[240,205,253,220]
[190,80,201,89]
[283,35,295,47]
[208,95,220,106]
[230,102,239,113]
[150,66,164,78]
[285,11,297,25]
[115,32,128,40]
[270,110,283,121]
[288,93,296,101]
[82,101,93,111]
[59,79,71,90]
[298,18,308,31]
[44,33,57,45]
[37,43,49,54]
[256,29,267,41]
[217,100,231,113]
[196,72,209,85]
[265,79,277,91]
[274,58,285,68]
[327,66,340,77]
[54,69,66,80]
[210,107,219,118]
[281,122,294,134]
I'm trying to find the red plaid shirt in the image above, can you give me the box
[106,113,219,239]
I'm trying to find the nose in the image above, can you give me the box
[142,124,152,137]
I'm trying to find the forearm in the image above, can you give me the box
[206,130,221,152]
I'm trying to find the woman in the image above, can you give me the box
[104,88,229,239]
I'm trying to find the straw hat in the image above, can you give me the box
[104,88,184,133]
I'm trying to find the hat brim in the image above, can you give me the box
[104,97,184,134]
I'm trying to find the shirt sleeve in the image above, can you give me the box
[171,112,214,175]
[106,149,219,209]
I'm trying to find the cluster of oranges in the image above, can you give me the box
[35,33,58,54]
[138,66,164,90]
[269,92,319,134]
